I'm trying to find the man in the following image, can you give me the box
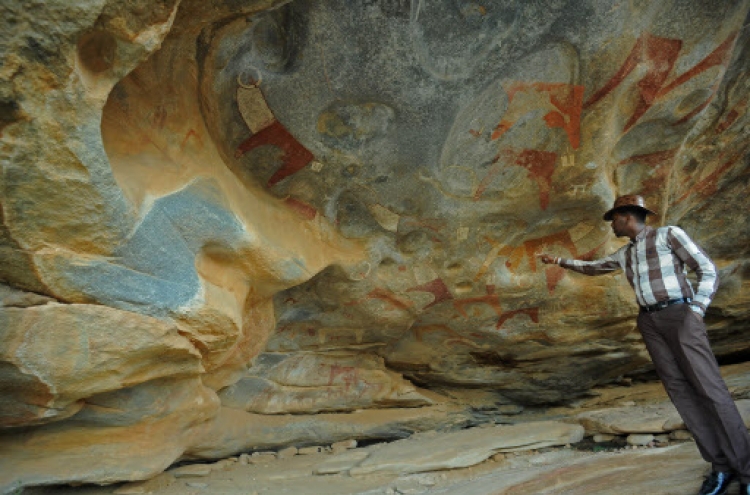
[539,194,750,495]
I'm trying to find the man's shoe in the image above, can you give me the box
[698,471,734,495]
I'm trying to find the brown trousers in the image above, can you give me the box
[638,303,750,482]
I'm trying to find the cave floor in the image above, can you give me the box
[20,442,724,495]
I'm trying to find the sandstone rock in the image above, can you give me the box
[592,434,616,443]
[298,446,325,455]
[186,405,472,460]
[0,304,202,428]
[277,447,298,459]
[348,421,584,476]
[738,399,750,428]
[211,458,237,471]
[252,451,277,459]
[627,434,654,446]
[0,382,219,493]
[433,442,706,495]
[113,472,176,494]
[670,430,694,441]
[219,352,435,414]
[498,405,524,416]
[313,450,370,475]
[169,464,213,478]
[331,439,358,452]
[576,402,683,435]
[578,399,750,437]
[0,284,55,308]
[654,435,670,445]
[724,363,750,399]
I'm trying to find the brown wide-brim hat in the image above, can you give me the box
[603,195,657,221]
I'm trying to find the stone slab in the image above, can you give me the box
[349,421,583,476]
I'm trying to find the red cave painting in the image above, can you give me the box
[584,34,682,131]
[471,33,737,215]
[235,120,314,187]
[345,279,452,313]
[528,233,607,294]
[577,238,609,262]
[496,307,540,329]
[476,230,606,295]
[472,161,500,201]
[664,33,737,126]
[283,197,318,220]
[491,82,584,150]
[325,365,383,398]
[513,149,557,210]
[585,31,738,131]
[474,237,525,282]
[474,148,558,210]
[545,266,566,294]
[501,246,526,272]
[453,284,503,319]
[398,216,446,235]
[657,32,738,98]
[407,278,454,310]
[618,148,679,169]
[673,79,722,126]
[180,129,203,151]
[327,364,358,391]
[150,105,168,129]
[716,97,747,134]
[369,287,414,311]
[677,149,746,204]
[453,285,539,330]
[345,279,540,331]
[346,287,414,311]
[617,148,678,198]
[535,238,608,292]
[524,231,578,273]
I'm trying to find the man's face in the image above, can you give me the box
[610,211,629,237]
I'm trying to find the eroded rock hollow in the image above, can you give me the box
[2,0,750,491]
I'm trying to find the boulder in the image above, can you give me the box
[347,421,584,476]
[0,304,202,428]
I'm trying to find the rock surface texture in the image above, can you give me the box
[1,0,750,491]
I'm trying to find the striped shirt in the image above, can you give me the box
[559,226,718,316]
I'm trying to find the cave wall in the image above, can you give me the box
[1,0,750,490]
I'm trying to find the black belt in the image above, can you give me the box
[640,297,691,313]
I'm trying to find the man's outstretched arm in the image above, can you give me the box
[539,249,624,276]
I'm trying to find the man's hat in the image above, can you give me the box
[603,195,656,221]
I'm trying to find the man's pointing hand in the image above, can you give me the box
[538,254,558,265]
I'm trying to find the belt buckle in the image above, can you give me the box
[657,300,669,310]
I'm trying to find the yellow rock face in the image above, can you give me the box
[0,304,202,428]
